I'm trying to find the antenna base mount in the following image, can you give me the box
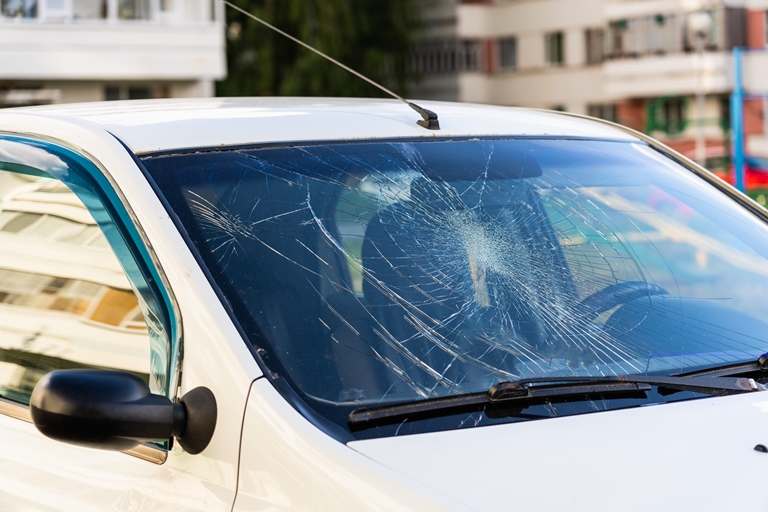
[409,102,440,130]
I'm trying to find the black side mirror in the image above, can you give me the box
[30,369,217,455]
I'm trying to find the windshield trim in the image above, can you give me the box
[137,135,639,159]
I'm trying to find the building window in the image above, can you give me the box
[585,28,604,65]
[765,97,768,134]
[0,88,61,108]
[117,0,149,19]
[650,13,682,54]
[587,104,617,123]
[410,38,481,78]
[104,86,121,101]
[1,0,37,17]
[462,39,482,72]
[498,37,517,71]
[648,96,688,135]
[663,97,686,133]
[128,86,152,100]
[720,95,731,131]
[545,31,565,66]
[607,12,723,59]
[104,84,167,101]
[73,0,106,19]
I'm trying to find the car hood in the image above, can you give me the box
[348,392,768,511]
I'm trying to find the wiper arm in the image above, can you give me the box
[671,353,768,379]
[349,374,763,429]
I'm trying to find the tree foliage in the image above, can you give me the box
[217,0,418,98]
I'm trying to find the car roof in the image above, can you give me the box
[6,97,639,154]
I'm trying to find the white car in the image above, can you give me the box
[1,97,768,512]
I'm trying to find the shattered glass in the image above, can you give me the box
[142,138,768,436]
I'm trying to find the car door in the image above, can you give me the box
[0,134,245,511]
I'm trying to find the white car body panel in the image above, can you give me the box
[350,392,768,511]
[234,378,469,512]
[8,97,638,154]
[0,413,223,511]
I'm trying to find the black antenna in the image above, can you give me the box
[220,0,440,130]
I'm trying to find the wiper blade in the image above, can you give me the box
[348,374,763,429]
[350,380,650,429]
[491,375,761,398]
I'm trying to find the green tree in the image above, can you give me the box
[217,0,418,98]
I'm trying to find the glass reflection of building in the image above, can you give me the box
[0,172,148,403]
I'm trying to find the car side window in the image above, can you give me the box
[0,137,176,406]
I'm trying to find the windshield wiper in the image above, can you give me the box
[671,353,768,379]
[348,374,764,430]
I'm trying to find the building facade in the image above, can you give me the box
[447,0,768,173]
[410,0,470,101]
[0,0,225,107]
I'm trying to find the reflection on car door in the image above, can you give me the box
[0,142,230,511]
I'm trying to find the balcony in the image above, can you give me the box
[602,6,746,99]
[0,0,225,82]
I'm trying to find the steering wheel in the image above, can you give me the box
[578,281,669,322]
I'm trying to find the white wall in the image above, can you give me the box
[518,33,545,69]
[743,53,768,94]
[49,82,104,103]
[0,24,225,81]
[459,68,604,113]
[605,0,714,19]
[604,53,733,98]
[517,27,590,70]
[458,0,605,37]
[170,80,215,98]
[566,28,587,67]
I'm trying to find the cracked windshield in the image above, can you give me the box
[143,138,768,435]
